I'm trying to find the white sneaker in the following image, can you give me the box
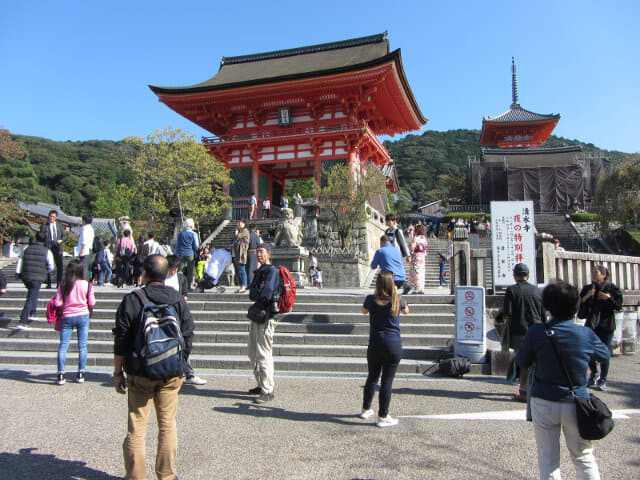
[359,409,375,419]
[376,415,398,428]
[184,375,207,385]
[15,323,30,330]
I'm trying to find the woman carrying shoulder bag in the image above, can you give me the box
[516,280,610,480]
[359,271,409,427]
[55,259,96,385]
[578,265,623,391]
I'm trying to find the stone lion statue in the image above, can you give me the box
[118,216,132,236]
[274,208,302,247]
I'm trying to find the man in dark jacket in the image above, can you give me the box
[503,263,545,402]
[247,243,280,404]
[16,231,54,329]
[113,254,194,480]
[40,209,65,288]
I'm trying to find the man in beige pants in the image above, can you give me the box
[247,243,280,404]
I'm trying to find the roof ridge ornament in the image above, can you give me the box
[511,57,519,108]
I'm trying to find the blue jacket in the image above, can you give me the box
[516,319,610,402]
[370,243,405,282]
[249,263,281,319]
[175,229,199,257]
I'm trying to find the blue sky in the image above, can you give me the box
[1,1,638,153]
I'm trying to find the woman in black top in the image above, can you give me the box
[578,264,623,391]
[360,271,409,427]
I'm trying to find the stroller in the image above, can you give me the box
[197,248,232,293]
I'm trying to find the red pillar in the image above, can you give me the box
[251,162,259,197]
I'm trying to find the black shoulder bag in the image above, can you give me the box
[543,322,614,440]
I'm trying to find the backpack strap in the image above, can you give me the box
[132,288,150,307]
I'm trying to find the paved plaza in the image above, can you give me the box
[1,353,639,480]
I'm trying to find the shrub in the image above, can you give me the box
[570,213,600,223]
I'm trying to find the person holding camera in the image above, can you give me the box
[247,243,281,404]
[578,264,622,391]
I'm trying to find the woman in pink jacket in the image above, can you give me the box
[55,259,95,385]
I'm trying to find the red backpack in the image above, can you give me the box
[277,266,296,314]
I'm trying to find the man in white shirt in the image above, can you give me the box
[77,214,95,281]
[143,232,163,257]
[262,198,271,219]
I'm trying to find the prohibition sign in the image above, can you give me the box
[464,322,475,332]
[465,306,474,316]
[465,291,475,301]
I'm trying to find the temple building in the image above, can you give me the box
[149,33,426,217]
[469,59,612,211]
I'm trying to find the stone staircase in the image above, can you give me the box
[534,213,585,251]
[208,219,276,250]
[0,287,462,375]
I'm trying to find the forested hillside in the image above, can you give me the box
[385,130,630,204]
[0,129,631,215]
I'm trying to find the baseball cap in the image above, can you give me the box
[513,263,529,276]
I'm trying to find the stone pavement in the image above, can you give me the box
[1,354,639,480]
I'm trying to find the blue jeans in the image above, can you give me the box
[98,260,112,285]
[57,314,90,373]
[237,263,247,287]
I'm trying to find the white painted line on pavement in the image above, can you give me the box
[400,409,640,421]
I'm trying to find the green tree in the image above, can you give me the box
[124,127,231,231]
[596,155,640,229]
[91,181,139,218]
[0,128,30,242]
[315,163,388,247]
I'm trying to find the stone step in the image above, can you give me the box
[0,318,453,335]
[0,350,463,374]
[0,328,450,346]
[0,337,450,359]
[0,298,456,314]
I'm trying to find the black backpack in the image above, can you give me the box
[424,352,471,378]
[131,289,185,380]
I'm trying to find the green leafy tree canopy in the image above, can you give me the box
[315,162,388,247]
[124,127,231,231]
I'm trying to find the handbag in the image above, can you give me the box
[544,322,614,440]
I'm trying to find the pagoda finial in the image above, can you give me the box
[511,57,519,107]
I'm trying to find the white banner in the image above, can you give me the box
[491,201,536,287]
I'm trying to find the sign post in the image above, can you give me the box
[454,286,486,363]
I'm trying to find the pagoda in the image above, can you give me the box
[470,59,612,212]
[479,58,559,149]
[149,33,426,216]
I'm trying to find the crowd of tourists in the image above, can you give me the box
[4,209,624,479]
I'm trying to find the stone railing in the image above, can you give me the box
[452,233,640,294]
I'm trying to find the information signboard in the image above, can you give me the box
[491,201,536,287]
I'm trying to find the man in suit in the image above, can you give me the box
[40,210,65,288]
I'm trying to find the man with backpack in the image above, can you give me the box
[113,254,194,480]
[247,243,281,404]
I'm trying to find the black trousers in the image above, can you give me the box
[362,340,402,417]
[20,280,41,324]
[589,330,613,380]
[47,244,64,286]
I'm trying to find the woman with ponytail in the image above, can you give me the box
[359,271,409,427]
[54,259,95,385]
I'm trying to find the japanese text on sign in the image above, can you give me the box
[491,201,536,287]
